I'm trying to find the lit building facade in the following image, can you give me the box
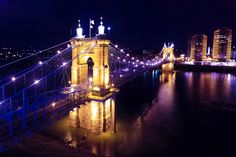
[212,28,232,62]
[190,34,207,61]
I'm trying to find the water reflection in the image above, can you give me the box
[5,70,236,157]
[183,72,236,103]
[69,98,115,134]
[62,97,117,156]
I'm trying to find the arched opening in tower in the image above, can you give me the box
[87,57,94,80]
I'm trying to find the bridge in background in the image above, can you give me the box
[0,18,174,151]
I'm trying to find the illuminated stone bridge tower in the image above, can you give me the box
[162,42,175,61]
[162,43,175,72]
[70,18,117,134]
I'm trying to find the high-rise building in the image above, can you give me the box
[190,34,207,61]
[212,28,232,62]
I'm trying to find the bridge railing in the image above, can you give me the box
[0,87,88,150]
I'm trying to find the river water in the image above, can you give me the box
[3,70,236,157]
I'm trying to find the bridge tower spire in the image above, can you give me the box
[76,19,85,39]
[98,17,105,35]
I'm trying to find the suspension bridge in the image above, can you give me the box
[0,18,174,151]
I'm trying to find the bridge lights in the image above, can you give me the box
[52,102,56,108]
[34,80,40,85]
[115,45,118,48]
[88,80,93,90]
[120,49,124,53]
[70,87,75,93]
[62,62,67,66]
[107,27,111,31]
[38,61,43,65]
[57,50,61,54]
[89,77,93,85]
[126,53,129,57]
[67,44,71,48]
[11,77,16,81]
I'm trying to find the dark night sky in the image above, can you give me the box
[0,0,236,51]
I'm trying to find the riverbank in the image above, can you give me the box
[174,62,236,74]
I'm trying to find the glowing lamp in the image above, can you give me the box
[52,102,56,107]
[34,80,40,85]
[89,77,93,83]
[62,62,67,66]
[70,87,75,93]
[11,77,16,81]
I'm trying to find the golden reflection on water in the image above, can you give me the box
[69,98,115,135]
